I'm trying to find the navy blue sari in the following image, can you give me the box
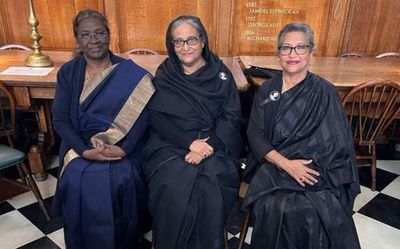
[52,53,154,249]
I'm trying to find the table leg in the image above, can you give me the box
[28,100,55,181]
[28,145,47,181]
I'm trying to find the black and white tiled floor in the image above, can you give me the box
[1,158,399,249]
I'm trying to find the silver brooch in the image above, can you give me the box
[269,90,281,101]
[219,72,228,80]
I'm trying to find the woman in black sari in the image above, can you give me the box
[243,22,361,249]
[143,15,242,249]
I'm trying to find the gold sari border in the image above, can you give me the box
[61,73,155,176]
[91,74,155,145]
[60,149,79,177]
[80,64,117,103]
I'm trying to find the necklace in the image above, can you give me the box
[282,76,294,92]
[85,60,112,80]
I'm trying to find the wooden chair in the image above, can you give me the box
[236,212,251,249]
[342,80,400,191]
[235,181,251,249]
[375,52,400,59]
[340,52,364,57]
[224,177,251,249]
[125,48,159,55]
[0,44,32,51]
[0,45,38,149]
[0,83,17,147]
[0,82,49,220]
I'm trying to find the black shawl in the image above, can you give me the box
[244,72,360,213]
[147,16,241,158]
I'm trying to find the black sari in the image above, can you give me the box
[244,72,361,249]
[143,17,242,249]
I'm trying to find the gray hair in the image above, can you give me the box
[165,15,211,63]
[73,9,110,38]
[169,16,203,40]
[276,22,315,54]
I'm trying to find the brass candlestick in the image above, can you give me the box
[25,0,53,67]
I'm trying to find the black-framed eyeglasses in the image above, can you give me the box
[171,36,202,48]
[78,30,108,42]
[278,44,310,55]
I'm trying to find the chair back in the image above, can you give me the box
[375,52,400,59]
[0,82,16,142]
[125,48,159,55]
[340,52,364,57]
[342,80,400,144]
[0,44,32,51]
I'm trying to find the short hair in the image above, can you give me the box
[73,9,110,37]
[277,22,315,54]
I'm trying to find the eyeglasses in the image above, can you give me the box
[77,30,108,42]
[278,44,310,55]
[171,36,202,48]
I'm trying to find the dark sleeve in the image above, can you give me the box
[149,110,193,149]
[119,109,150,155]
[207,133,224,148]
[214,72,242,157]
[246,85,274,161]
[52,68,89,155]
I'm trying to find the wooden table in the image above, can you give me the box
[239,56,400,96]
[0,50,248,180]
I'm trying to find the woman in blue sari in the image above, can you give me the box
[52,9,154,249]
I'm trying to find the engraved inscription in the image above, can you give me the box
[243,1,303,43]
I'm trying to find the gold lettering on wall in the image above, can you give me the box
[234,0,332,55]
[243,1,304,43]
[244,0,290,42]
[249,8,300,14]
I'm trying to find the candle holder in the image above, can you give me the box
[25,0,53,67]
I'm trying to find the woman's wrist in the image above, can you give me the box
[265,150,288,170]
[275,158,287,170]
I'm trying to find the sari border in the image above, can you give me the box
[61,149,79,176]
[80,64,117,103]
[61,73,155,177]
[90,73,155,145]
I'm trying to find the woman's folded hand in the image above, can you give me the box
[185,151,204,165]
[189,138,214,158]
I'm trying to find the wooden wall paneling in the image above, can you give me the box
[0,3,6,46]
[0,0,104,51]
[0,0,31,47]
[320,0,352,56]
[42,0,105,50]
[115,0,217,54]
[33,0,104,50]
[214,0,234,56]
[231,0,332,56]
[104,0,120,53]
[342,0,379,54]
[343,0,400,55]
[0,0,398,56]
[370,0,400,54]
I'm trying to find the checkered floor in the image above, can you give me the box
[1,158,399,249]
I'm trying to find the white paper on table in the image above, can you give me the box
[0,66,54,76]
